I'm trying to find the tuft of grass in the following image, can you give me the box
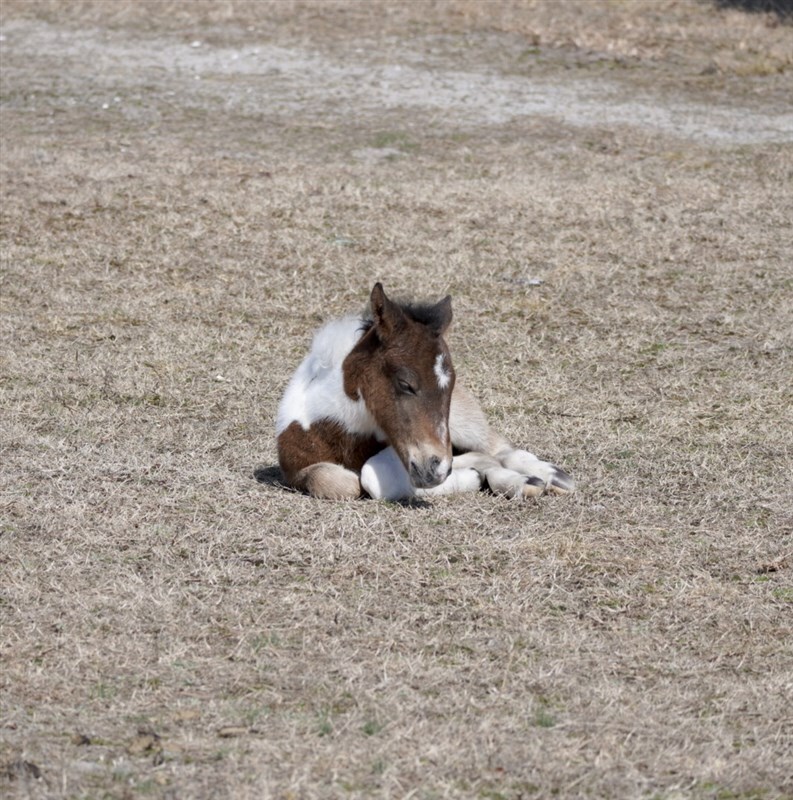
[361,719,383,736]
[369,131,418,152]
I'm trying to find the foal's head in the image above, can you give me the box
[344,283,455,489]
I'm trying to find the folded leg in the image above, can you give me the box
[361,447,482,500]
[500,449,575,495]
[291,462,361,500]
[450,384,575,495]
[452,451,545,499]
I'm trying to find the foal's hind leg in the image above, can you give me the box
[450,384,575,497]
[453,450,547,499]
[500,450,575,495]
[291,463,362,500]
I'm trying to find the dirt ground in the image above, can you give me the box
[1,1,792,798]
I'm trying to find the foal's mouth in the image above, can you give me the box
[408,457,451,489]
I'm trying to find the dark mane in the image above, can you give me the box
[363,296,450,334]
[399,301,448,332]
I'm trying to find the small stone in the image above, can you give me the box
[217,726,249,738]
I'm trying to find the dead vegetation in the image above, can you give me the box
[1,1,792,799]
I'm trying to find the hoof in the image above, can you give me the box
[548,466,575,495]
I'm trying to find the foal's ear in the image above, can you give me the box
[370,282,404,339]
[431,295,453,335]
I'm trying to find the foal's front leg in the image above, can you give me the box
[360,447,482,500]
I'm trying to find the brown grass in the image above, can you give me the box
[1,1,792,799]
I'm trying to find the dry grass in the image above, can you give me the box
[1,1,792,799]
[4,0,792,93]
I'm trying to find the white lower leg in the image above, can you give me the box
[361,447,484,500]
[360,447,413,500]
[484,466,545,499]
[500,449,575,493]
[415,467,483,497]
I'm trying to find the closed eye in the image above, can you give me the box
[396,379,417,395]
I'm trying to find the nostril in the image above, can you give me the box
[409,457,447,488]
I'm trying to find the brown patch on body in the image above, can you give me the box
[277,419,384,486]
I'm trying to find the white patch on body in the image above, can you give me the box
[276,316,383,438]
[434,352,451,390]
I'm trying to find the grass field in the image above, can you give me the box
[1,1,792,798]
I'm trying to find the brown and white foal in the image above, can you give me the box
[276,283,574,501]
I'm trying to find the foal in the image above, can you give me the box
[276,283,574,501]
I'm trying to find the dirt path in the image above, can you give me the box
[2,18,792,145]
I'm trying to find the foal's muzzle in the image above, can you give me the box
[409,456,451,489]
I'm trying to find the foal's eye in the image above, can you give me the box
[396,379,417,396]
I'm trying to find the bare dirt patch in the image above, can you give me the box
[1,2,792,799]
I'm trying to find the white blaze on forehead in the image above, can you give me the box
[434,352,451,390]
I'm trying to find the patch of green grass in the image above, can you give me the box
[371,758,386,775]
[132,778,162,794]
[533,709,556,728]
[772,587,793,603]
[479,790,508,800]
[316,712,333,737]
[370,131,418,152]
[251,632,281,653]
[362,719,383,736]
[694,783,771,800]
[642,342,668,355]
[91,681,117,701]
